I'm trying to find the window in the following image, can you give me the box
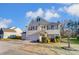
[47,25,49,30]
[32,26,34,30]
[43,26,45,29]
[37,17,40,22]
[36,26,37,30]
[29,26,37,30]
[51,25,54,29]
[30,26,32,30]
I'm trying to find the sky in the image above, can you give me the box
[0,3,79,30]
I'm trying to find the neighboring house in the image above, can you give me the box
[10,27,22,36]
[22,17,61,41]
[0,28,16,39]
[0,27,22,39]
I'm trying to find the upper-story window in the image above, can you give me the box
[32,26,34,30]
[47,25,51,30]
[28,26,37,30]
[47,25,49,30]
[30,27,32,30]
[51,25,54,29]
[41,26,45,30]
[47,25,54,30]
[37,17,40,22]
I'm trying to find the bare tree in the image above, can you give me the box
[66,29,72,48]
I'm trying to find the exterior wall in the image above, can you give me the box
[3,32,16,39]
[22,33,26,40]
[0,34,3,39]
[14,28,22,36]
[10,27,22,36]
[26,34,39,41]
[25,26,60,41]
[25,30,39,41]
[25,29,60,41]
[46,30,60,35]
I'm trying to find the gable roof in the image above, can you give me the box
[3,29,16,32]
[27,17,60,26]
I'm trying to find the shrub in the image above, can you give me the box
[10,36,21,39]
[77,36,79,40]
[42,36,51,43]
[55,36,60,42]
[47,38,50,43]
[15,36,21,39]
[42,36,47,43]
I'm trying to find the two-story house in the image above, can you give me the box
[22,17,61,41]
[0,28,16,39]
[0,27,22,39]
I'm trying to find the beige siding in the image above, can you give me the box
[3,32,16,39]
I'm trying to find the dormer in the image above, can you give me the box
[36,16,41,22]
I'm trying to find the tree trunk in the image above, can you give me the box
[68,36,70,48]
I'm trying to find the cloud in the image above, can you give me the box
[0,17,12,28]
[66,4,79,17]
[26,8,44,19]
[44,9,60,20]
[26,8,60,20]
[58,4,79,17]
[58,6,67,12]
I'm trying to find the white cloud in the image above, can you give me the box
[66,4,79,17]
[44,9,60,20]
[26,8,44,19]
[0,17,12,28]
[26,8,60,20]
[58,4,79,17]
[58,6,67,12]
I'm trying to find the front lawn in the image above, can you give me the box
[70,38,79,44]
[61,38,79,44]
[0,38,21,41]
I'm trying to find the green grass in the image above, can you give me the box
[0,38,21,41]
[62,38,79,44]
[70,38,79,44]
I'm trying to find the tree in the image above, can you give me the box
[65,29,72,48]
[66,20,74,48]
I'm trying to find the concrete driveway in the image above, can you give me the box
[0,40,79,55]
[0,40,37,55]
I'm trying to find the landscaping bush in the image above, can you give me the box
[15,36,21,39]
[42,36,50,43]
[42,36,47,43]
[55,36,60,42]
[77,36,79,40]
[10,36,21,39]
[47,38,50,43]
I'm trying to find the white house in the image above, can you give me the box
[22,17,61,41]
[10,27,22,36]
[0,28,16,39]
[0,27,22,39]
